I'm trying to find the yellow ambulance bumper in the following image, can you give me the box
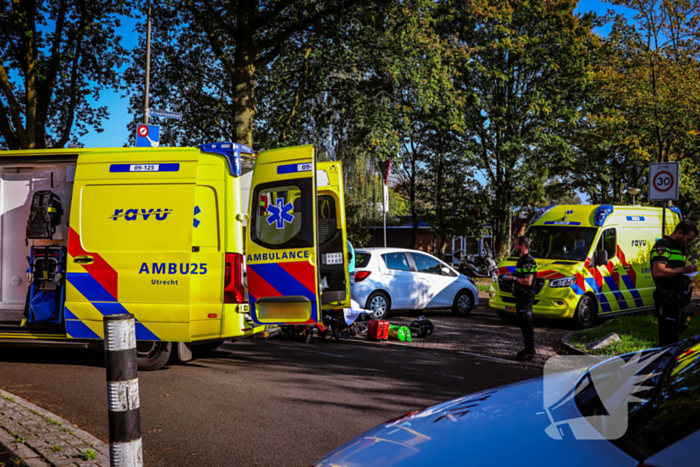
[489,285,580,319]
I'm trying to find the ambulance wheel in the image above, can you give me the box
[136,341,172,371]
[452,290,474,316]
[367,291,390,319]
[573,295,597,329]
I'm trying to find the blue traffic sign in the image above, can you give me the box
[150,109,182,120]
[136,124,160,147]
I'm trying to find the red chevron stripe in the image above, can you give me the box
[278,261,317,295]
[68,227,118,301]
[247,267,282,300]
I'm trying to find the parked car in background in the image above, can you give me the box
[351,248,479,319]
[314,336,700,467]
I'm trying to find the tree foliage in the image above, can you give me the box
[449,0,599,254]
[123,0,367,147]
[0,0,132,149]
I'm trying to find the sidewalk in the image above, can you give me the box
[0,389,109,467]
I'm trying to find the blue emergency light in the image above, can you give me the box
[594,205,614,226]
[669,206,683,220]
[531,205,556,224]
[199,142,255,176]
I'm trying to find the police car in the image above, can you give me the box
[314,336,700,467]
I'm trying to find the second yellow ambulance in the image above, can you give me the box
[489,204,682,328]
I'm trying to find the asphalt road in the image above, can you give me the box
[0,334,540,467]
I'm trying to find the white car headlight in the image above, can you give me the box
[549,276,577,288]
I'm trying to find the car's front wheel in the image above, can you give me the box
[367,291,390,319]
[573,295,597,329]
[452,290,473,316]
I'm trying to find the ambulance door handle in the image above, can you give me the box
[73,255,94,265]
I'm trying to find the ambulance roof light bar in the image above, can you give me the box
[669,206,683,220]
[530,205,555,224]
[199,142,255,177]
[594,205,614,227]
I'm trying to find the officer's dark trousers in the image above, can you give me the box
[655,290,680,347]
[516,296,535,351]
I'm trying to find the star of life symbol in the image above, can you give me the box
[542,350,667,441]
[266,198,294,229]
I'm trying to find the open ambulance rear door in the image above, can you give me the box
[245,146,321,325]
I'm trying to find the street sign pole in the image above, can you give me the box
[144,0,152,125]
[649,162,679,238]
[662,201,667,237]
[378,160,392,248]
[383,183,389,247]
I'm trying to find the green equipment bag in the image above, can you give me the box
[388,325,413,342]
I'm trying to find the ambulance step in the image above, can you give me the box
[0,323,65,335]
[0,338,90,349]
[254,326,281,339]
[0,309,25,322]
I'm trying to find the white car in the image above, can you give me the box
[351,248,479,319]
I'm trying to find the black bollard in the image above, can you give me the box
[104,313,143,467]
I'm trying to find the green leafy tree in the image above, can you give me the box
[124,0,366,147]
[581,0,700,225]
[448,0,599,255]
[253,0,466,245]
[0,0,132,149]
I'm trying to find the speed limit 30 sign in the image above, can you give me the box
[649,162,679,201]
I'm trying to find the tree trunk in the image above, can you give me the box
[233,43,256,146]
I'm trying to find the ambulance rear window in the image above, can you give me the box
[251,178,314,249]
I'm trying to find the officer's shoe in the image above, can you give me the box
[516,348,536,361]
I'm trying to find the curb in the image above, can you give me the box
[560,331,588,356]
[0,427,50,467]
[0,388,110,466]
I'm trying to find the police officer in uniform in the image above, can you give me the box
[504,236,538,361]
[651,219,698,346]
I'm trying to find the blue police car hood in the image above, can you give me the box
[314,369,638,467]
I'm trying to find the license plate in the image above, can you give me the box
[505,306,516,312]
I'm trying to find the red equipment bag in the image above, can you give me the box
[367,319,390,341]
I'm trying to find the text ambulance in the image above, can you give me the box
[489,205,682,328]
[0,144,349,369]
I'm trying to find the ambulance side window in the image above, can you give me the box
[251,178,313,249]
[317,195,338,245]
[597,228,617,260]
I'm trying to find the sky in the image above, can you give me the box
[80,0,637,148]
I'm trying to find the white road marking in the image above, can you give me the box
[401,366,465,380]
[458,351,517,364]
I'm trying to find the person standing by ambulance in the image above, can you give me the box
[651,219,698,346]
[504,236,538,361]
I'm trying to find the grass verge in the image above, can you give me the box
[568,313,698,356]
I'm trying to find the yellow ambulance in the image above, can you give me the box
[489,205,682,328]
[0,144,349,369]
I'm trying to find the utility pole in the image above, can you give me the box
[144,0,152,125]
